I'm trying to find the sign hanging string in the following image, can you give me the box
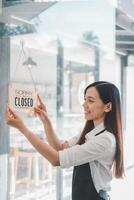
[11,40,38,94]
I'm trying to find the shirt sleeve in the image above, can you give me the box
[67,133,81,147]
[59,134,115,168]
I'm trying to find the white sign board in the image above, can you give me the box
[9,83,37,116]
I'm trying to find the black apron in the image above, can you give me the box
[72,129,110,200]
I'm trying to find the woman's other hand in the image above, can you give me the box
[37,95,47,112]
[6,106,25,131]
[34,95,49,123]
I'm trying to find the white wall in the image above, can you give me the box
[99,52,121,91]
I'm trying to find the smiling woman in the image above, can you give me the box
[0,0,129,199]
[6,81,124,200]
[82,86,112,126]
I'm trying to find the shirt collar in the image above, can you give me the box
[85,122,105,139]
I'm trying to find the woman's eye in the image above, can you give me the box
[88,100,94,103]
[84,99,94,103]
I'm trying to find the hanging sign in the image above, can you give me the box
[9,83,37,116]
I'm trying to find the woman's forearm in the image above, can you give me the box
[43,118,63,150]
[20,125,60,166]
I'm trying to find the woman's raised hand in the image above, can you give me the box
[37,95,47,112]
[34,95,49,123]
[6,106,25,131]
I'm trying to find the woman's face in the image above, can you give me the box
[83,86,108,126]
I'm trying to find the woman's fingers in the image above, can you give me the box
[5,106,26,130]
[6,106,20,124]
[37,94,43,104]
[6,107,11,121]
[34,107,43,117]
[34,107,40,114]
[8,107,17,118]
[34,107,48,122]
[35,107,45,115]
[37,95,47,111]
[6,107,13,119]
[37,105,42,110]
[6,107,16,126]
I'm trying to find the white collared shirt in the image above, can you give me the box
[59,122,116,192]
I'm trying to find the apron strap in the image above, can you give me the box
[95,128,106,136]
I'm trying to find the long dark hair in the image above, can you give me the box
[77,81,124,178]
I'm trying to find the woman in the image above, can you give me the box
[6,81,125,200]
